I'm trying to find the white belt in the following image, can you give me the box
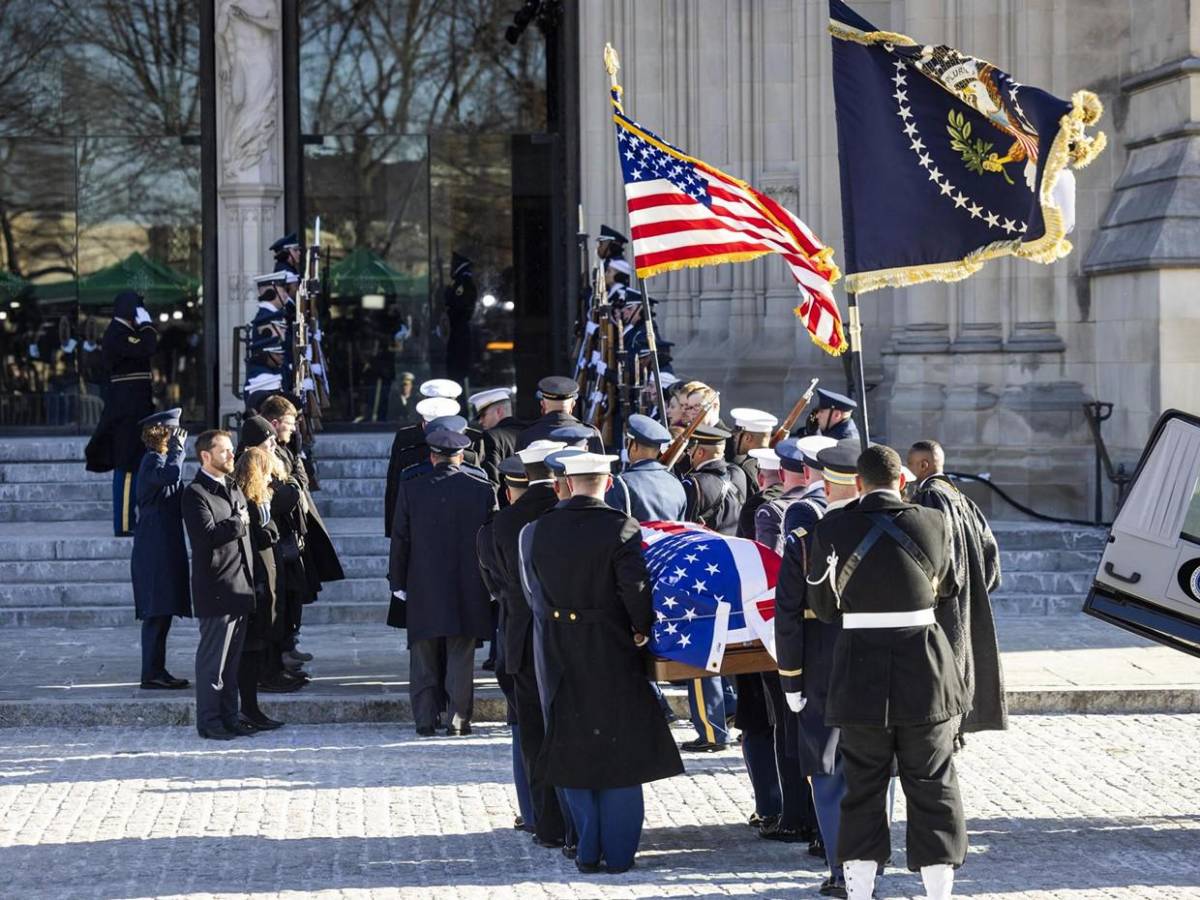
[842,609,935,629]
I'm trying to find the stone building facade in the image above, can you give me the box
[580,0,1196,520]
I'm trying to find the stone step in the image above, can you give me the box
[0,600,389,630]
[993,570,1092,596]
[998,549,1102,573]
[988,522,1108,551]
[0,575,390,609]
[0,456,392,485]
[0,554,387,585]
[0,476,388,504]
[0,491,388,522]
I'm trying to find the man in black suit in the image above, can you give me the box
[806,444,967,900]
[181,430,257,741]
[388,428,497,736]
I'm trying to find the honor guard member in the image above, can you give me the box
[388,427,497,737]
[596,224,629,263]
[549,423,596,449]
[806,445,967,900]
[544,447,587,502]
[242,272,293,413]
[605,414,685,521]
[518,451,684,873]
[775,443,861,896]
[476,455,536,832]
[398,413,489,486]
[759,436,836,554]
[682,423,747,534]
[472,388,525,495]
[271,233,302,277]
[738,448,783,539]
[444,253,476,385]
[809,389,860,444]
[383,379,461,537]
[85,290,159,536]
[728,408,779,497]
[516,376,604,453]
[490,441,569,849]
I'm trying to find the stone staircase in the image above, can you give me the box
[0,434,1105,628]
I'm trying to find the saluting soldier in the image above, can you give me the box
[515,376,604,453]
[383,380,460,537]
[85,290,159,536]
[805,445,967,900]
[728,408,778,497]
[491,441,569,850]
[605,414,686,521]
[775,443,860,895]
[518,451,684,873]
[808,388,860,444]
[388,428,497,737]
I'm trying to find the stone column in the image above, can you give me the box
[214,0,285,422]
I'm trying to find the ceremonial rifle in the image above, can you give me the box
[659,394,719,469]
[769,377,820,447]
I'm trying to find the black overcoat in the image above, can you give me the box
[246,480,302,645]
[913,475,1007,732]
[387,462,497,644]
[515,410,604,453]
[181,473,256,618]
[521,495,684,790]
[807,491,967,728]
[130,439,192,620]
[85,318,158,473]
[384,423,425,537]
[481,416,526,503]
[491,483,558,674]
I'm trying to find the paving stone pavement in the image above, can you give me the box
[1,715,1197,899]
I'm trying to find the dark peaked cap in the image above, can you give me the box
[537,376,579,401]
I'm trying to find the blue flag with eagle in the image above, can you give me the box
[829,0,1106,294]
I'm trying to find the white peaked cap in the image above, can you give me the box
[468,387,511,412]
[559,452,619,476]
[607,258,632,276]
[656,371,680,388]
[748,448,781,471]
[416,397,460,422]
[730,407,779,431]
[793,435,839,467]
[419,378,463,399]
[900,464,916,485]
[516,440,566,464]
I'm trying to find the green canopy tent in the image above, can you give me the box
[0,270,31,302]
[327,246,424,298]
[33,252,199,308]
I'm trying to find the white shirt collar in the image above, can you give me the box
[200,468,226,486]
[864,487,901,500]
[826,496,857,511]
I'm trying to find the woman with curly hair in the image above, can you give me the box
[131,408,192,690]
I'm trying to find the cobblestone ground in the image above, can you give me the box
[1,716,1197,899]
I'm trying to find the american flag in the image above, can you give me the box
[641,521,782,671]
[612,89,846,356]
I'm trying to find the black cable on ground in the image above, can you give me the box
[945,471,1110,529]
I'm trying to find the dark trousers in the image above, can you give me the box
[410,635,475,729]
[195,614,246,733]
[812,761,848,878]
[497,666,534,828]
[513,655,567,844]
[838,719,967,870]
[238,647,263,719]
[140,615,172,682]
[112,468,138,536]
[561,785,644,872]
[761,672,816,830]
[686,676,737,744]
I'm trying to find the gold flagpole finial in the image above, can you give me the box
[603,43,620,87]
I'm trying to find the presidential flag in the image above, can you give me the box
[641,521,781,671]
[610,79,846,355]
[829,0,1106,294]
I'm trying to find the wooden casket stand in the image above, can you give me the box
[647,640,777,680]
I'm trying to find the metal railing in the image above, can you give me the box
[1082,401,1133,524]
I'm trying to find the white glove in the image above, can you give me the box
[134,307,152,325]
[238,507,250,527]
[392,590,407,602]
[785,691,807,714]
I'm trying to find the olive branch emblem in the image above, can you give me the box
[947,110,1013,185]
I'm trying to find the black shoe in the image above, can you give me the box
[755,814,781,833]
[223,720,258,737]
[161,672,190,688]
[259,674,303,694]
[198,727,237,741]
[605,860,635,875]
[532,835,564,849]
[513,816,525,830]
[242,713,284,731]
[416,725,437,737]
[481,657,496,672]
[819,875,847,898]
[446,723,472,736]
[759,821,806,843]
[575,859,603,874]
[561,844,577,860]
[808,837,826,859]
[140,676,189,690]
[680,737,726,753]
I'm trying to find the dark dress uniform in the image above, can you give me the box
[388,451,497,731]
[242,295,291,411]
[519,493,684,872]
[131,425,192,686]
[444,254,476,384]
[490,480,563,843]
[181,471,256,738]
[481,416,526,500]
[807,489,968,872]
[756,482,826,555]
[606,459,686,522]
[85,291,158,536]
[516,410,604,454]
[384,423,426,537]
[731,453,761,498]
[738,481,783,539]
[822,416,859,444]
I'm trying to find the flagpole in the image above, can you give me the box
[846,290,871,452]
